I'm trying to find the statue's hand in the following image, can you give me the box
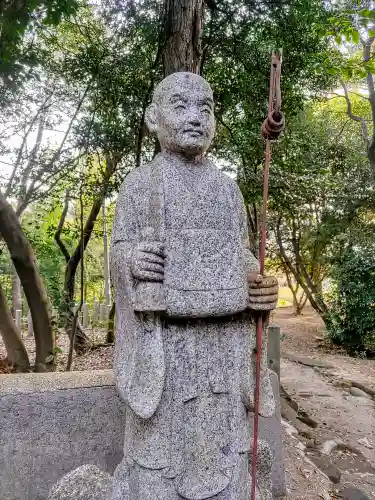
[248,272,278,311]
[131,241,164,282]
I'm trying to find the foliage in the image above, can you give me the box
[319,2,375,79]
[316,1,375,173]
[205,0,337,183]
[0,0,79,93]
[326,226,375,354]
[265,95,374,319]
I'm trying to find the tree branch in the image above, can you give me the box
[340,80,369,150]
[340,80,362,123]
[15,85,90,215]
[3,93,53,199]
[290,217,328,315]
[275,217,323,315]
[54,189,71,263]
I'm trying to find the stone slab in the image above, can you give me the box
[349,386,371,398]
[250,371,286,498]
[267,323,281,380]
[340,486,371,500]
[0,371,123,500]
[0,370,285,500]
[0,370,114,396]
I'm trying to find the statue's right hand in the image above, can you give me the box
[131,241,164,282]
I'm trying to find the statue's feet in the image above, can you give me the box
[46,464,112,500]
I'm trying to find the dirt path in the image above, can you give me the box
[276,306,375,499]
[282,358,375,496]
[281,421,333,499]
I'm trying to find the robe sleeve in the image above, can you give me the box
[110,178,140,386]
[111,173,165,420]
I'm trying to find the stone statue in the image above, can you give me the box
[110,72,279,500]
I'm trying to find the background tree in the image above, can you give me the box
[2,0,374,365]
[327,219,375,354]
[268,97,373,325]
[0,0,79,95]
[319,2,375,173]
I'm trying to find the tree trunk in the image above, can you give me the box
[106,302,115,344]
[274,218,328,319]
[102,200,111,307]
[61,272,90,355]
[11,264,22,317]
[295,292,308,315]
[55,188,90,354]
[0,281,30,372]
[0,193,54,371]
[55,157,118,353]
[363,37,375,180]
[163,0,204,76]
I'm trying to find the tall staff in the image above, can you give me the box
[251,50,284,500]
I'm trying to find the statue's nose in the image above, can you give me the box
[187,108,202,127]
[188,117,201,127]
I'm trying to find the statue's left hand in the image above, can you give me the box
[248,272,278,311]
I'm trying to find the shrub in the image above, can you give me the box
[326,246,375,355]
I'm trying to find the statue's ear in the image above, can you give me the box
[145,103,158,134]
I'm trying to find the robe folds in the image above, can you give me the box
[110,153,275,500]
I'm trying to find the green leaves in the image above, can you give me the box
[265,94,374,329]
[358,8,375,20]
[327,239,375,353]
[314,4,375,81]
[45,346,63,364]
[352,30,360,45]
[0,0,79,92]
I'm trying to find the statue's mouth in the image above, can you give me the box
[184,129,203,137]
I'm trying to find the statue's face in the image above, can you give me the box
[148,73,215,157]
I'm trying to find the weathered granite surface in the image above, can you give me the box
[252,372,286,497]
[47,465,112,500]
[267,324,281,380]
[110,72,281,500]
[0,371,123,500]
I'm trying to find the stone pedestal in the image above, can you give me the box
[99,303,107,322]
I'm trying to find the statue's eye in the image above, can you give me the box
[174,104,186,110]
[201,107,211,114]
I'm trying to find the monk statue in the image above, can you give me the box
[110,72,279,500]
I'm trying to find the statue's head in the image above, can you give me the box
[146,72,215,157]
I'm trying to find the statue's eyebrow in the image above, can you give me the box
[169,93,188,103]
[199,97,214,108]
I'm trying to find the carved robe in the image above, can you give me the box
[110,153,275,500]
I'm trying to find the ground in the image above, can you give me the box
[276,306,375,499]
[1,304,375,499]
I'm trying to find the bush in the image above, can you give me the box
[326,246,375,355]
